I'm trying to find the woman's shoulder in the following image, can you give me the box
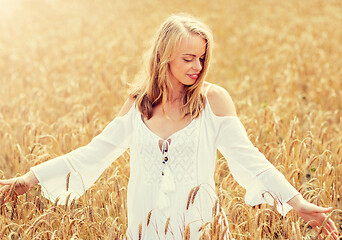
[117,96,136,117]
[203,82,237,117]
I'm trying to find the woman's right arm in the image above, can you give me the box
[0,97,135,203]
[21,170,39,187]
[0,170,38,203]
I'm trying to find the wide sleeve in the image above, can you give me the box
[30,103,136,204]
[216,116,300,216]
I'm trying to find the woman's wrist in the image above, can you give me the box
[21,170,39,189]
[287,194,306,212]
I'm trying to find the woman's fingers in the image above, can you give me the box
[323,212,339,239]
[325,229,338,240]
[318,213,339,239]
[316,206,333,214]
[0,179,16,186]
[323,224,337,239]
[326,219,339,239]
[3,195,12,204]
[0,180,23,204]
[303,206,339,239]
[0,184,10,203]
[0,184,10,195]
[0,177,28,189]
[326,219,338,233]
[1,188,18,204]
[306,203,333,213]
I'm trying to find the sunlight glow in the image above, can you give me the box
[0,0,19,18]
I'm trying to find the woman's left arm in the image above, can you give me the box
[208,84,339,238]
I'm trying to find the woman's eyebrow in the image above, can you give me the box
[182,53,205,57]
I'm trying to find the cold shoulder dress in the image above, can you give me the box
[31,84,300,239]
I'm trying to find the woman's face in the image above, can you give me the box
[168,34,207,88]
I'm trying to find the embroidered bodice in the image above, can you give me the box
[135,114,200,187]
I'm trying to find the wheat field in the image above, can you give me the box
[0,0,341,239]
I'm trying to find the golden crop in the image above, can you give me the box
[0,0,341,239]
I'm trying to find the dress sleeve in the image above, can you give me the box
[30,103,136,203]
[216,116,300,216]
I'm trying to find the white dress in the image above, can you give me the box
[31,85,300,240]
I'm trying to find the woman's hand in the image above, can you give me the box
[288,195,340,239]
[0,171,39,204]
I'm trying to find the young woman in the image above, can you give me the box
[0,14,339,239]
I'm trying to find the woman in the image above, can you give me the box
[0,14,339,239]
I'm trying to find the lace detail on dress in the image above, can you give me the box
[135,122,161,185]
[167,119,200,185]
[135,113,201,186]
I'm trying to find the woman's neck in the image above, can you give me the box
[167,79,185,104]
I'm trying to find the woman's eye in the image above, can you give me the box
[183,59,192,62]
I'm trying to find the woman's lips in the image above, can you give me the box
[187,74,198,80]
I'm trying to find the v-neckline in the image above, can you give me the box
[140,113,198,142]
[137,82,213,142]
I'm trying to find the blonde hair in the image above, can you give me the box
[130,13,213,120]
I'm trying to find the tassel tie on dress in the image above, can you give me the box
[157,140,175,210]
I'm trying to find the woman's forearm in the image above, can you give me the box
[287,194,306,211]
[22,170,39,188]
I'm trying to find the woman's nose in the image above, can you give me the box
[192,59,202,71]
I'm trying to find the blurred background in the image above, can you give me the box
[0,0,341,239]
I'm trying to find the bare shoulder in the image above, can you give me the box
[205,83,237,117]
[117,96,135,117]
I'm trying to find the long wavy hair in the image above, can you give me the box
[130,13,213,120]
